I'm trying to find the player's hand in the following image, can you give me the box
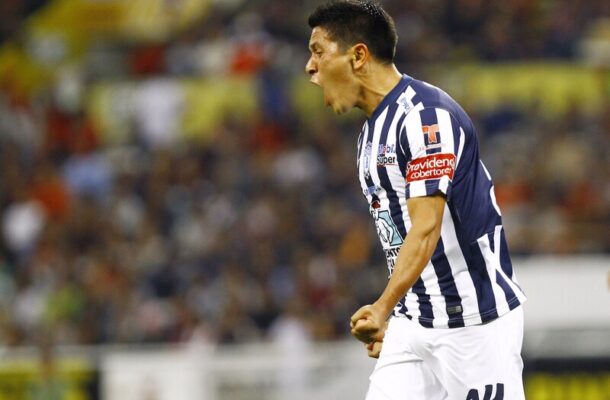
[366,340,383,358]
[350,303,387,344]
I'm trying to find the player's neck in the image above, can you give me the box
[357,63,402,117]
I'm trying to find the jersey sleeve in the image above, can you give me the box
[399,107,464,200]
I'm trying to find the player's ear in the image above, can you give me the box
[350,43,369,70]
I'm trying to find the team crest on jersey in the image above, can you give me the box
[377,144,397,166]
[396,93,412,113]
[363,185,381,196]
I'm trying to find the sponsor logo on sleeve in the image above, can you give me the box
[406,153,456,183]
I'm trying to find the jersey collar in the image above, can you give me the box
[368,74,413,123]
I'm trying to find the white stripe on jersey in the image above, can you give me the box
[358,123,370,202]
[456,127,466,169]
[384,113,410,233]
[420,259,446,328]
[368,108,388,211]
[480,161,503,217]
[356,125,365,169]
[490,226,527,304]
[369,105,412,240]
[440,205,483,325]
[476,228,514,316]
[435,108,454,153]
[435,108,454,195]
[403,109,427,197]
[404,288,422,320]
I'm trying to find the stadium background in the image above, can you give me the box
[0,0,608,399]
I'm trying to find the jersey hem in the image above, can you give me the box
[395,295,526,329]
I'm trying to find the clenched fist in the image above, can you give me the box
[350,303,387,344]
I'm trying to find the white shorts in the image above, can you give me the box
[366,306,525,400]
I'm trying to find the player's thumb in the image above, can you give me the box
[350,305,372,326]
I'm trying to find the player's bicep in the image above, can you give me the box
[401,107,462,199]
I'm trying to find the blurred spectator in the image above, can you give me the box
[133,79,185,148]
[2,184,46,259]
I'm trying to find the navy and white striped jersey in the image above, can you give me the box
[357,74,526,329]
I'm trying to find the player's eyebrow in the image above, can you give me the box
[309,41,320,52]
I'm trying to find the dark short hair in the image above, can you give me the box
[308,0,397,64]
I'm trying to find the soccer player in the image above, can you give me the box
[305,1,527,399]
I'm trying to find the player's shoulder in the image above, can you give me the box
[404,77,472,128]
[408,78,457,110]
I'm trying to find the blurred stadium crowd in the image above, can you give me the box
[0,0,608,348]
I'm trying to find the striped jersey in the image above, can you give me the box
[357,74,526,329]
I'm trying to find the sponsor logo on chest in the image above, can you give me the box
[376,143,397,166]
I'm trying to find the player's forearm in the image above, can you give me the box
[374,222,441,319]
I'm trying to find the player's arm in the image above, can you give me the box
[376,194,445,317]
[350,194,445,344]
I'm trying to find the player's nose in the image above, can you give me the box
[305,57,317,81]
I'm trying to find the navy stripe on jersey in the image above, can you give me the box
[499,228,515,279]
[375,105,408,315]
[446,204,499,321]
[360,124,380,204]
[450,115,462,161]
[496,271,518,310]
[364,169,379,204]
[410,91,423,109]
[356,128,365,170]
[412,278,434,328]
[376,103,407,239]
[468,240,499,322]
[488,229,518,308]
[396,124,409,178]
[395,300,408,316]
[431,238,465,328]
[398,123,411,159]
